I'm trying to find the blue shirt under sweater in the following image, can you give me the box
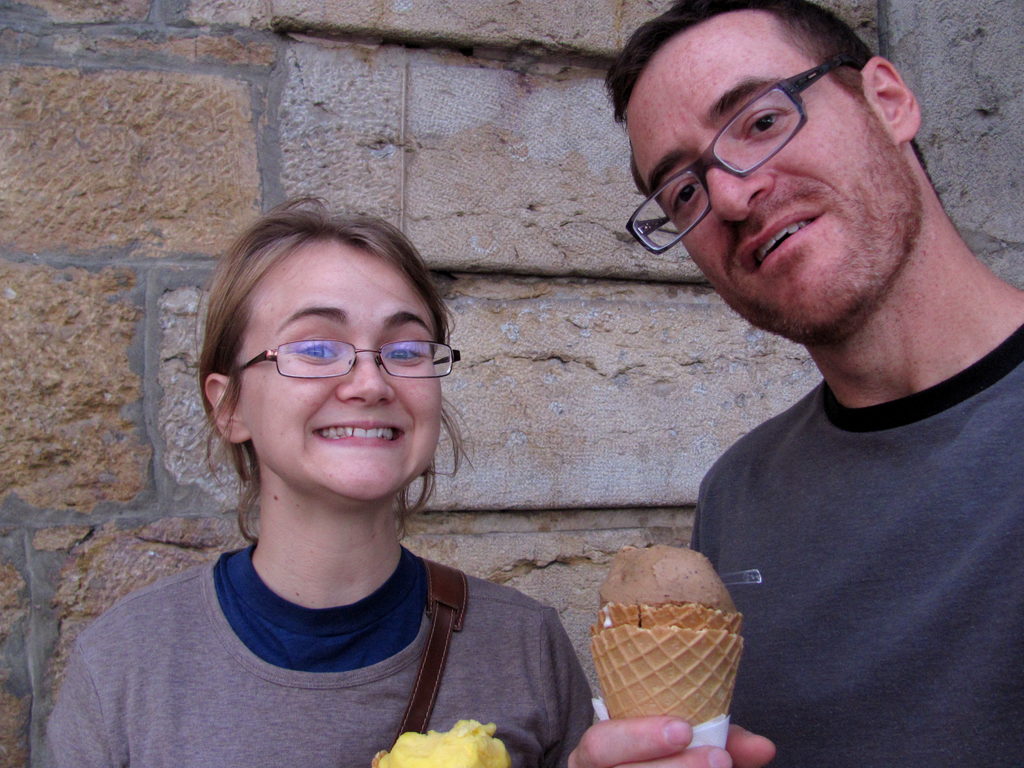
[213,545,427,672]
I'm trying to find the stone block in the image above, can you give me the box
[278,39,406,221]
[14,0,148,23]
[408,511,691,694]
[884,0,1024,285]
[46,518,243,689]
[0,261,149,512]
[0,537,29,765]
[436,275,816,509]
[158,284,238,508]
[0,66,259,257]
[265,0,873,58]
[404,51,697,282]
[187,0,270,27]
[49,31,278,68]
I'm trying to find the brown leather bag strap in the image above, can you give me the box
[393,559,468,742]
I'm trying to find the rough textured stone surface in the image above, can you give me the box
[0,66,259,257]
[49,32,278,68]
[13,0,148,23]
[404,51,696,282]
[278,39,406,221]
[158,285,238,510]
[266,0,874,58]
[434,275,818,509]
[884,0,1024,286]
[0,261,149,512]
[0,542,29,765]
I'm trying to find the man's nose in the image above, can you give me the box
[704,165,772,222]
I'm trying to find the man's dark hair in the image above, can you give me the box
[607,0,874,124]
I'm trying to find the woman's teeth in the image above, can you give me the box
[756,220,809,264]
[318,426,396,440]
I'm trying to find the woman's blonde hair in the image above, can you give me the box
[198,197,462,542]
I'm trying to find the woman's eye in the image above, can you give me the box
[293,340,340,360]
[383,342,431,364]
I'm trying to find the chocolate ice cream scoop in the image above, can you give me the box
[599,545,735,612]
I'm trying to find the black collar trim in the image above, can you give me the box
[824,321,1024,432]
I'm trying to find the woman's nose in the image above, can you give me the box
[334,350,395,401]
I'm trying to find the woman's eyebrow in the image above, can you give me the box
[385,310,433,334]
[275,306,432,335]
[277,306,346,334]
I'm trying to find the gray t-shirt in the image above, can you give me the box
[694,324,1024,766]
[46,562,593,768]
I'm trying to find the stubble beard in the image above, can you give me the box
[718,125,924,349]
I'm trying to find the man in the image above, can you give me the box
[571,1,1024,766]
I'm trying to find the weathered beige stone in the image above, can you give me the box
[158,285,240,508]
[15,0,148,23]
[0,679,28,768]
[188,0,271,28]
[266,0,873,58]
[404,52,696,282]
[0,66,259,256]
[407,516,687,691]
[0,561,27,645]
[0,261,149,511]
[47,518,243,688]
[267,0,874,57]
[433,274,817,509]
[50,32,278,68]
[278,40,406,221]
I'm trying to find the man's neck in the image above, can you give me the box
[808,217,1024,409]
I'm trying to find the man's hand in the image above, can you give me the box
[569,717,775,768]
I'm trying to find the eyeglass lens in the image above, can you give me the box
[276,340,454,378]
[632,86,804,250]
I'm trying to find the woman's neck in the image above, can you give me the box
[250,495,403,609]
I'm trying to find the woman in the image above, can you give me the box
[46,198,593,767]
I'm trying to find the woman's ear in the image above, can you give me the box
[204,374,251,444]
[859,56,921,145]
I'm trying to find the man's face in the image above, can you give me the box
[625,11,922,348]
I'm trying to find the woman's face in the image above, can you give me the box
[208,240,443,513]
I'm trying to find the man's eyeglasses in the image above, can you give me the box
[626,55,860,254]
[242,340,460,379]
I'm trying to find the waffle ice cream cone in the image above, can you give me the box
[591,546,744,726]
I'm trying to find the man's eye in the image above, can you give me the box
[752,113,777,133]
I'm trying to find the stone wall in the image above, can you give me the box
[1,0,1021,762]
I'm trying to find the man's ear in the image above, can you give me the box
[204,374,251,444]
[859,56,921,145]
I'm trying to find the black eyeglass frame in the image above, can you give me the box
[626,55,861,254]
[242,340,461,379]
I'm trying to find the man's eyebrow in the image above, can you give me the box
[707,77,776,124]
[645,149,688,197]
[642,77,777,195]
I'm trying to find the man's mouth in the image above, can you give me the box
[755,220,810,265]
[317,426,397,440]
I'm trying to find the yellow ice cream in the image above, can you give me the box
[372,719,511,768]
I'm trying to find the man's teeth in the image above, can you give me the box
[318,426,396,440]
[756,221,809,264]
